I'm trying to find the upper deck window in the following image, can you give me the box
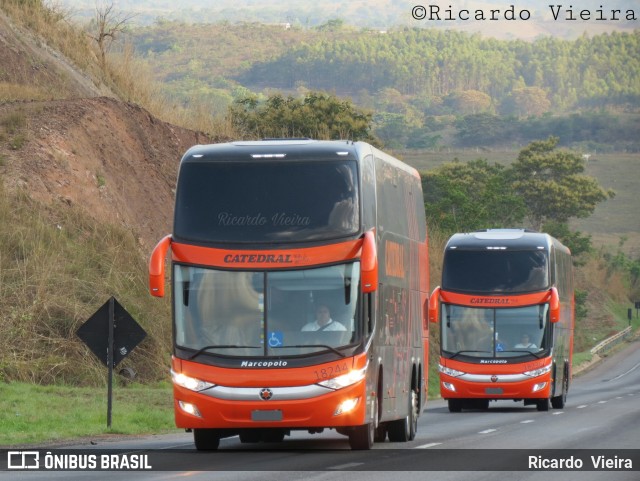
[174,160,359,244]
[442,249,549,294]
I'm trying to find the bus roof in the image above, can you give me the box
[181,139,362,163]
[445,229,556,251]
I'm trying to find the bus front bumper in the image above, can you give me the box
[439,371,552,400]
[173,380,369,430]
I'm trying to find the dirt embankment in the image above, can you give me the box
[1,7,215,251]
[0,97,211,249]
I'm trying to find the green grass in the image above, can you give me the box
[0,381,177,447]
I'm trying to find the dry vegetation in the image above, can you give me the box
[0,0,237,138]
[0,183,171,385]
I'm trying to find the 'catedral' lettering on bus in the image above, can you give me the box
[224,254,293,264]
[385,240,406,278]
[470,298,511,305]
[470,297,511,304]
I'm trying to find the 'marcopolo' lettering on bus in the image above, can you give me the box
[241,360,288,367]
[224,254,293,264]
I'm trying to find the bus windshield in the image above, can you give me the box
[174,160,359,244]
[442,250,549,293]
[173,263,361,358]
[441,304,550,359]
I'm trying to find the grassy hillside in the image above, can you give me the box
[0,183,171,385]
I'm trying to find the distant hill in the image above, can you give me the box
[59,0,637,40]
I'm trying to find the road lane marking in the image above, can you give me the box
[606,362,640,382]
[478,429,497,434]
[552,411,564,415]
[598,400,608,404]
[520,420,535,424]
[329,462,364,470]
[415,442,442,449]
[577,405,588,409]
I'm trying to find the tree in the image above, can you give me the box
[502,87,551,117]
[90,1,137,68]
[444,90,493,115]
[422,159,526,235]
[511,136,614,231]
[454,113,511,146]
[541,220,592,264]
[228,91,380,144]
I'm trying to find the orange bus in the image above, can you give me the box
[429,229,574,412]
[149,139,429,449]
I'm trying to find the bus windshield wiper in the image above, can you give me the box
[447,350,491,360]
[500,349,545,359]
[277,344,347,358]
[188,345,261,360]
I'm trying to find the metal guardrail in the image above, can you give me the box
[590,326,633,355]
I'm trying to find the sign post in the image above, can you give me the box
[77,297,147,428]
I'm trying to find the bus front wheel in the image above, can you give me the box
[193,428,220,450]
[349,422,375,450]
[448,399,463,412]
[536,398,550,411]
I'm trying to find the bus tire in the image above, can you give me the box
[551,369,569,409]
[374,377,386,442]
[448,399,463,413]
[388,389,412,442]
[193,428,220,451]
[409,388,419,441]
[349,422,374,450]
[536,398,550,411]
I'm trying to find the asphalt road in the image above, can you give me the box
[4,338,639,480]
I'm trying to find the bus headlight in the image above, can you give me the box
[171,370,215,392]
[523,364,552,378]
[178,400,202,417]
[318,366,367,390]
[438,364,466,377]
[334,397,360,416]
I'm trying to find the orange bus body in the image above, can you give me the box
[430,230,574,412]
[149,140,429,449]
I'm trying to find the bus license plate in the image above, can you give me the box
[251,410,283,422]
[485,388,503,395]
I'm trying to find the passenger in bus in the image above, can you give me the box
[301,304,347,331]
[514,334,537,349]
[188,270,262,350]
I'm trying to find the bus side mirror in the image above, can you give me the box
[149,235,172,297]
[361,230,378,293]
[549,287,560,323]
[428,287,441,323]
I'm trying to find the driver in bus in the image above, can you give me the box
[515,333,537,349]
[301,304,347,332]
